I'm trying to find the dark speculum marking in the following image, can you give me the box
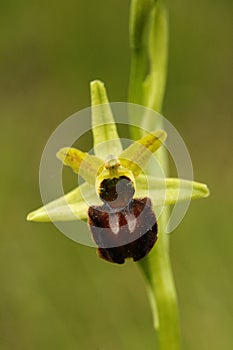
[99,176,135,208]
[88,176,158,264]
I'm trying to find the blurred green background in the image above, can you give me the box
[0,0,232,349]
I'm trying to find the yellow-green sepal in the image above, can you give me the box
[135,175,210,205]
[90,80,123,159]
[26,182,101,222]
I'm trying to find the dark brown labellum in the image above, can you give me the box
[88,176,158,264]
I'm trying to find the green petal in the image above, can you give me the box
[90,80,123,159]
[119,129,167,177]
[135,175,210,205]
[56,147,104,185]
[27,182,101,222]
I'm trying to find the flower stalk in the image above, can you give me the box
[129,0,180,349]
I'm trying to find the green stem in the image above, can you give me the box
[128,1,181,349]
[140,213,180,350]
[128,48,147,106]
[128,0,155,139]
[143,1,168,113]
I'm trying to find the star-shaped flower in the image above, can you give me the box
[27,80,209,263]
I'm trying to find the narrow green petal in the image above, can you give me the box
[90,80,123,159]
[57,147,104,185]
[135,175,210,205]
[26,182,101,222]
[119,130,167,177]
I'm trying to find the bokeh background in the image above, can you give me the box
[0,0,232,349]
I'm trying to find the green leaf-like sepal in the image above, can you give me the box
[27,182,100,222]
[135,175,210,205]
[91,80,123,159]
